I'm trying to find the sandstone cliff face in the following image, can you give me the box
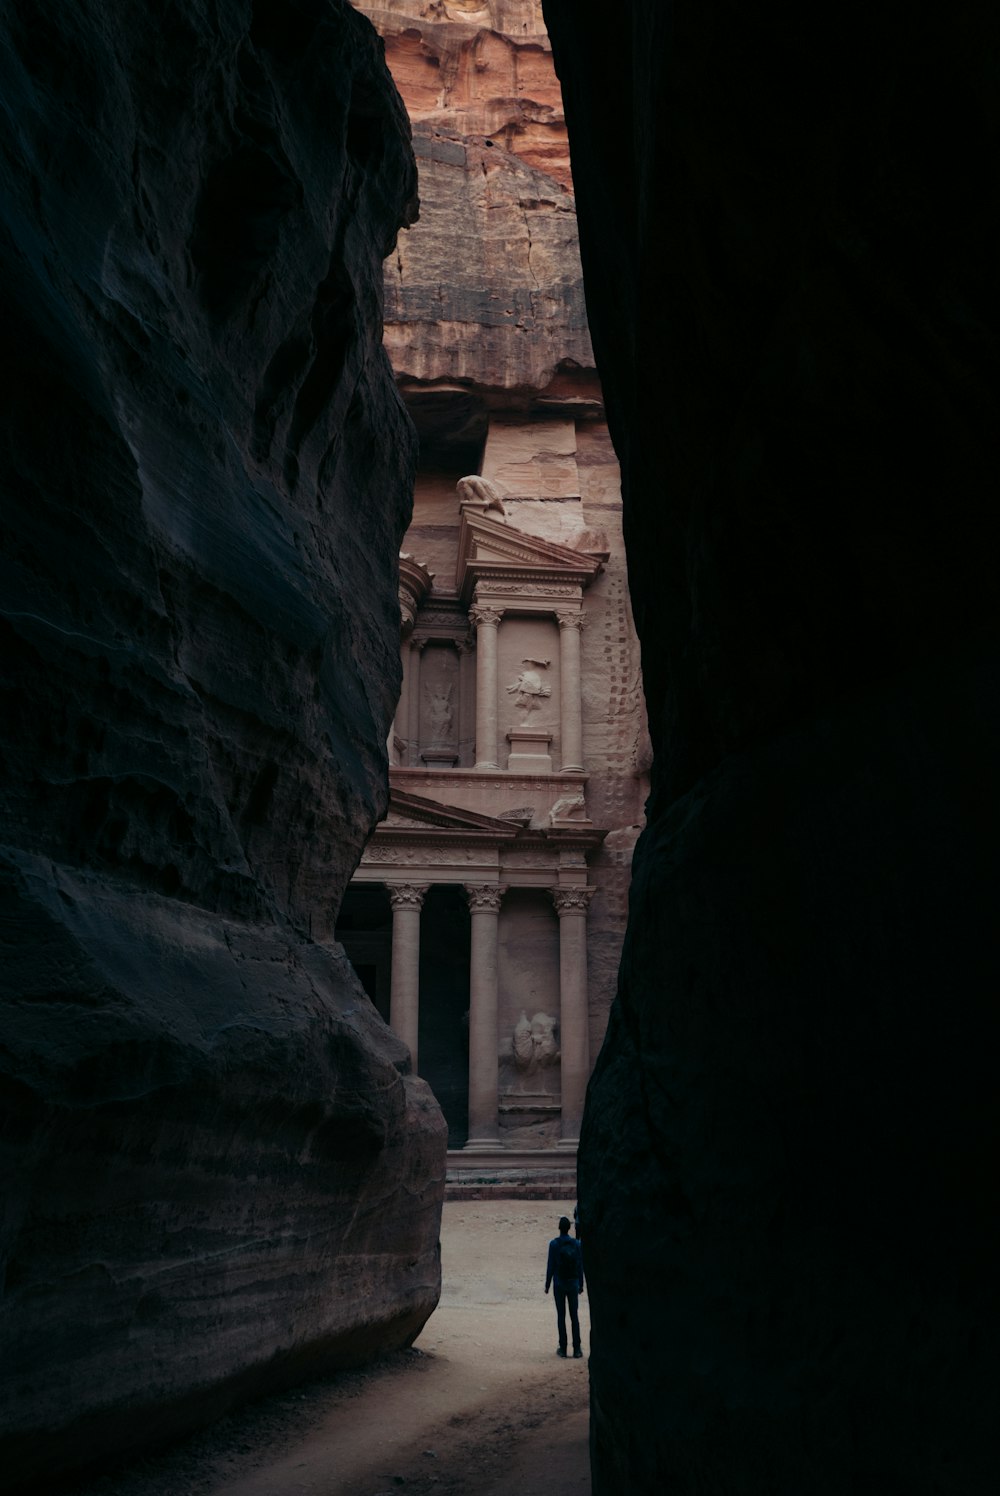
[352,1,587,392]
[545,2,1000,1491]
[382,125,591,391]
[357,2,568,184]
[0,2,446,1488]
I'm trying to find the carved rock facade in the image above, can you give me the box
[0,2,446,1488]
[343,2,648,1161]
[545,1,1000,1491]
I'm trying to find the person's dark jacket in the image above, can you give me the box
[545,1233,584,1294]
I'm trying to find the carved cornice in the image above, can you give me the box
[465,883,505,912]
[551,887,595,916]
[387,882,429,910]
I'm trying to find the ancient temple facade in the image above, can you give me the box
[338,421,648,1159]
[341,0,648,1160]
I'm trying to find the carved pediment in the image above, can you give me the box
[374,789,521,841]
[457,508,602,602]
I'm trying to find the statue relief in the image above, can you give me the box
[506,657,551,720]
[511,1011,560,1075]
[457,474,506,515]
[548,792,587,824]
[424,680,454,742]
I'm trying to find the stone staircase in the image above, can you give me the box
[445,1147,577,1200]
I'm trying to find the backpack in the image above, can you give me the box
[555,1235,579,1285]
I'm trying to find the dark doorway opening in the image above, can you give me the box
[418,884,471,1148]
[335,884,391,1023]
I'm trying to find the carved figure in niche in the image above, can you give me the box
[424,681,454,741]
[457,474,506,516]
[549,791,587,823]
[512,1010,560,1075]
[507,658,551,720]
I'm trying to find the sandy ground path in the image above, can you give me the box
[74,1202,590,1496]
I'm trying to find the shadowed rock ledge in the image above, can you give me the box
[545,2,1000,1492]
[0,1,446,1488]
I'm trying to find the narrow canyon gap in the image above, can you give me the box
[544,2,1000,1493]
[0,2,446,1489]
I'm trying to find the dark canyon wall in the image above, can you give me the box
[0,2,445,1489]
[544,3,1000,1492]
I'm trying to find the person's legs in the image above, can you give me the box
[554,1285,568,1353]
[567,1289,582,1354]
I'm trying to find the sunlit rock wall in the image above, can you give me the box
[545,1,1000,1491]
[0,1,446,1488]
[353,1,589,390]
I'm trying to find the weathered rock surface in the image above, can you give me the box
[545,2,1000,1491]
[354,2,569,185]
[382,124,591,392]
[352,2,587,394]
[0,1,446,1488]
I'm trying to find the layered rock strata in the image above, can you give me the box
[545,1,1000,1491]
[358,2,569,184]
[0,1,446,1488]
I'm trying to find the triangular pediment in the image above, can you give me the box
[376,789,520,838]
[457,508,602,599]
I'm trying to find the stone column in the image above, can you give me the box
[465,883,504,1149]
[406,639,426,767]
[469,603,503,770]
[552,887,594,1148]
[388,883,427,1072]
[557,611,586,772]
[457,637,476,767]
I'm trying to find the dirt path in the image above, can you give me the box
[74,1202,590,1496]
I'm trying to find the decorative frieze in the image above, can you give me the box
[364,845,485,865]
[476,581,579,598]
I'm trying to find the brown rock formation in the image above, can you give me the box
[545,1,1000,1492]
[352,2,588,395]
[382,125,590,391]
[357,2,570,185]
[0,1,445,1488]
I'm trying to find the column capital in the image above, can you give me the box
[552,887,595,916]
[388,882,429,911]
[469,603,504,631]
[556,610,586,631]
[465,883,505,912]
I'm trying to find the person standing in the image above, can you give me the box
[545,1215,585,1358]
